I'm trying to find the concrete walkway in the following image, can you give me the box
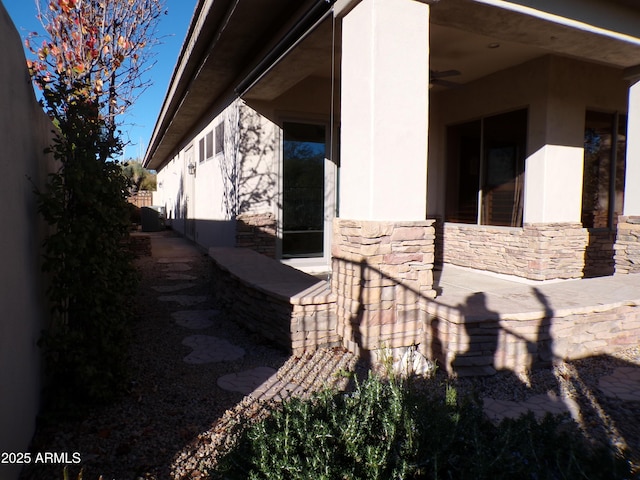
[143,231,640,423]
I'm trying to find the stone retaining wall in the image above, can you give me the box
[584,229,616,278]
[615,216,640,274]
[442,222,588,280]
[428,302,640,376]
[331,219,436,356]
[209,247,339,355]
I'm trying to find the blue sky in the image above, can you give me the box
[4,0,197,162]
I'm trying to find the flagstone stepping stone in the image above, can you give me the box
[483,392,580,424]
[171,309,219,329]
[163,263,192,272]
[158,295,208,306]
[217,367,304,401]
[165,273,198,281]
[152,283,196,293]
[158,257,197,264]
[599,367,640,401]
[182,335,245,364]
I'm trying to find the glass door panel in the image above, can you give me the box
[282,122,326,258]
[481,109,527,227]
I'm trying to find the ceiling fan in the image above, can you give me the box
[429,69,461,88]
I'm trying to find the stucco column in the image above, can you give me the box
[623,78,640,216]
[523,96,584,224]
[615,76,640,274]
[333,0,434,364]
[339,0,429,221]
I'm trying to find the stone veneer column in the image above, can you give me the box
[235,212,276,258]
[335,0,432,359]
[332,219,436,357]
[615,216,640,274]
[522,223,587,280]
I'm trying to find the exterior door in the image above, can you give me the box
[281,121,334,271]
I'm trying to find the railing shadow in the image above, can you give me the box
[336,255,639,470]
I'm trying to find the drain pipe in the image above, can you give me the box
[235,0,336,97]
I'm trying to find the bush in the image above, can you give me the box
[35,79,138,413]
[215,373,630,480]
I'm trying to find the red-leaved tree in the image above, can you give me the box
[26,0,165,146]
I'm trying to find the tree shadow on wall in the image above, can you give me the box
[220,101,278,220]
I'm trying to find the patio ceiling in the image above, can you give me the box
[244,0,640,99]
[429,0,640,83]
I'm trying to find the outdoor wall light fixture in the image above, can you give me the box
[187,162,196,175]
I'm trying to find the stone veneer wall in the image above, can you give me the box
[584,229,616,277]
[235,212,276,258]
[429,302,640,376]
[615,216,640,274]
[442,223,588,280]
[331,219,436,357]
[209,247,339,355]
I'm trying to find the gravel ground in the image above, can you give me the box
[19,249,640,479]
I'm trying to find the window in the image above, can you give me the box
[445,109,528,227]
[215,122,224,156]
[198,137,205,163]
[581,111,626,230]
[205,130,213,159]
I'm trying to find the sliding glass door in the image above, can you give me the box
[445,109,527,227]
[282,122,327,260]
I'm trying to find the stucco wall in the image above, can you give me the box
[155,98,279,249]
[154,75,336,255]
[0,3,54,479]
[428,55,628,278]
[428,54,628,221]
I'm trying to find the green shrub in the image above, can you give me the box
[35,79,138,413]
[215,373,630,480]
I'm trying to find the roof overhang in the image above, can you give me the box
[143,0,329,170]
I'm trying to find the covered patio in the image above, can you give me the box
[209,242,640,375]
[145,0,640,373]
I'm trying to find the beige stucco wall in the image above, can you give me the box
[155,74,337,253]
[0,3,54,479]
[340,0,429,221]
[155,96,280,249]
[428,54,628,222]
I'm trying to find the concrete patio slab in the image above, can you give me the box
[599,367,640,401]
[433,264,640,320]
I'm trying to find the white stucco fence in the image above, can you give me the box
[0,3,55,479]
